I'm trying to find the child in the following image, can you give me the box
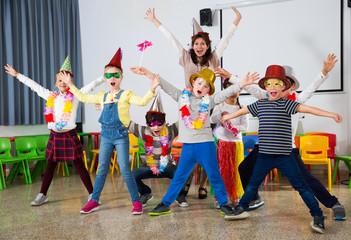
[129,93,187,207]
[60,48,159,214]
[217,54,346,220]
[4,56,104,206]
[130,66,259,217]
[222,65,342,234]
[210,76,248,207]
[145,7,242,198]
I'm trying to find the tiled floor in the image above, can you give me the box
[0,169,350,240]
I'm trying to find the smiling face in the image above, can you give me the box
[148,121,166,136]
[104,66,123,91]
[264,78,285,100]
[192,37,210,57]
[192,78,210,97]
[55,73,70,93]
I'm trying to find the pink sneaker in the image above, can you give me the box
[80,200,99,214]
[132,200,143,215]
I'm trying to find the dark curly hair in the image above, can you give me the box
[189,33,212,66]
[145,111,166,123]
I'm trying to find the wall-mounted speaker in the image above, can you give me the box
[200,8,212,26]
[348,0,351,8]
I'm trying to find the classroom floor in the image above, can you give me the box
[0,168,350,240]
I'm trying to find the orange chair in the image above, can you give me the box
[300,135,332,191]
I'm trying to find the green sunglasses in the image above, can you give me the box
[105,72,121,79]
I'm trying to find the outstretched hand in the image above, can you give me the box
[322,53,338,76]
[4,64,18,77]
[232,7,242,26]
[151,74,160,92]
[58,72,73,86]
[130,66,154,79]
[144,8,156,22]
[214,67,232,79]
[332,113,342,123]
[239,72,260,89]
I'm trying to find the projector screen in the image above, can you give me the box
[220,0,343,92]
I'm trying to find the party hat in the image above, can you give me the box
[147,92,164,114]
[58,55,73,77]
[105,47,123,72]
[193,18,204,35]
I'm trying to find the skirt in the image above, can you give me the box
[217,139,244,202]
[45,129,83,162]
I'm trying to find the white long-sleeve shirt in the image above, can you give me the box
[211,103,248,142]
[238,72,329,146]
[17,74,104,130]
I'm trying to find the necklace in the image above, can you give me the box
[179,87,210,129]
[144,126,169,175]
[44,89,74,130]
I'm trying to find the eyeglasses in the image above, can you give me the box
[264,80,284,88]
[105,72,121,79]
[147,121,165,127]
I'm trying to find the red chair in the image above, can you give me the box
[307,133,338,183]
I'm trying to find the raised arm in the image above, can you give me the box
[222,107,249,123]
[215,7,242,58]
[215,67,266,99]
[59,72,102,104]
[79,76,105,94]
[297,53,338,103]
[130,66,181,102]
[145,8,183,57]
[4,64,50,99]
[297,104,342,123]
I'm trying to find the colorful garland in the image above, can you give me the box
[179,87,210,130]
[44,89,74,130]
[144,126,169,175]
[224,121,239,136]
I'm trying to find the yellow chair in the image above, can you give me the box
[129,133,139,171]
[91,149,120,175]
[300,135,332,191]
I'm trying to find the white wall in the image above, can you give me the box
[1,0,350,156]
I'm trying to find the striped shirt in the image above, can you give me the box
[128,121,179,166]
[247,98,300,155]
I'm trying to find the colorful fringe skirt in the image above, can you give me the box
[217,139,244,202]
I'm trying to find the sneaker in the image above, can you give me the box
[247,198,265,211]
[214,201,220,209]
[225,205,250,220]
[80,200,99,214]
[149,202,171,216]
[175,195,189,207]
[311,215,325,234]
[88,194,102,205]
[31,193,48,206]
[332,202,346,220]
[140,193,154,207]
[220,204,234,215]
[132,201,143,215]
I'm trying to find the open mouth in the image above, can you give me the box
[270,91,277,97]
[111,82,116,86]
[154,130,161,135]
[197,90,202,95]
[196,50,204,55]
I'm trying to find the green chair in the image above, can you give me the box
[35,136,49,157]
[15,137,46,181]
[136,138,145,168]
[0,138,31,190]
[332,155,351,188]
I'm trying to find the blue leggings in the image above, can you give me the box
[162,142,228,206]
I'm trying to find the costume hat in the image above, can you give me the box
[258,65,291,91]
[147,92,165,115]
[58,55,74,77]
[283,65,300,91]
[193,18,204,35]
[190,68,216,95]
[105,47,123,72]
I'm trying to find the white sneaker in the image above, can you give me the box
[31,193,48,206]
[214,201,220,209]
[88,193,102,205]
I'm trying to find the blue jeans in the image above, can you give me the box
[91,136,140,203]
[132,165,186,196]
[162,142,228,207]
[239,152,323,217]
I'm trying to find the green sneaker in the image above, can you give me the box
[149,202,171,216]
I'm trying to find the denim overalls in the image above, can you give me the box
[91,90,140,203]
